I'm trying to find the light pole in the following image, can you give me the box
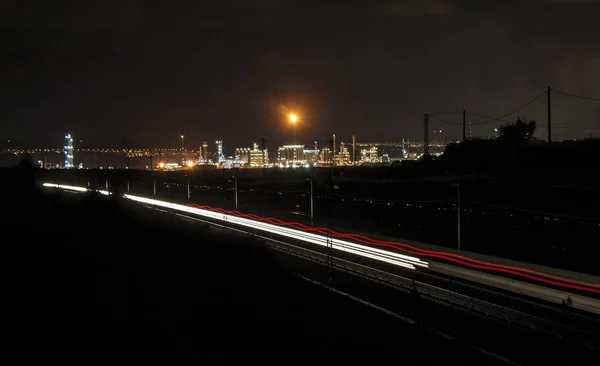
[187,174,190,200]
[456,178,461,254]
[233,174,238,211]
[289,114,298,145]
[306,175,314,226]
[187,164,193,201]
[310,175,314,225]
[451,178,462,255]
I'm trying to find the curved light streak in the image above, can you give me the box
[124,194,427,270]
[40,183,600,294]
[42,183,88,192]
[187,203,600,294]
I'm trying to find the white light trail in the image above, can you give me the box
[42,183,88,192]
[43,183,111,195]
[124,194,428,270]
[40,183,427,270]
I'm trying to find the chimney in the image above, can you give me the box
[352,134,356,163]
[332,134,336,155]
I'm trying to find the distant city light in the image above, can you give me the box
[289,114,297,123]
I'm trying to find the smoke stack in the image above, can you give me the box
[352,134,356,163]
[332,134,336,155]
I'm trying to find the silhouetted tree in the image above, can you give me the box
[11,154,37,193]
[498,117,536,144]
[18,154,35,169]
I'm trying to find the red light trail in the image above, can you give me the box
[188,203,600,295]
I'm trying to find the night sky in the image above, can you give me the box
[2,0,599,152]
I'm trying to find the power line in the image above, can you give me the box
[467,90,547,125]
[552,89,600,101]
[469,201,599,221]
[429,111,463,116]
[465,112,512,124]
[429,115,462,125]
[329,192,450,204]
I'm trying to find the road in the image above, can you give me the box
[121,192,600,335]
[43,183,600,364]
[43,183,600,304]
[142,197,600,365]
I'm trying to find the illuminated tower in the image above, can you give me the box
[202,141,208,162]
[332,133,337,166]
[338,142,350,165]
[216,140,224,163]
[64,133,74,168]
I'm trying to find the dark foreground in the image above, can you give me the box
[4,167,505,363]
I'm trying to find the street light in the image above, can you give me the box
[230,174,238,211]
[289,114,298,145]
[452,179,461,254]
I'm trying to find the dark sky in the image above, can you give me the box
[2,0,599,151]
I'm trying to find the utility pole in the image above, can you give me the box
[153,174,156,196]
[234,174,238,211]
[187,174,190,201]
[167,177,171,201]
[457,178,461,254]
[462,109,466,142]
[547,86,552,143]
[189,165,194,200]
[321,138,334,284]
[310,169,314,226]
[423,114,429,155]
[150,149,153,170]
